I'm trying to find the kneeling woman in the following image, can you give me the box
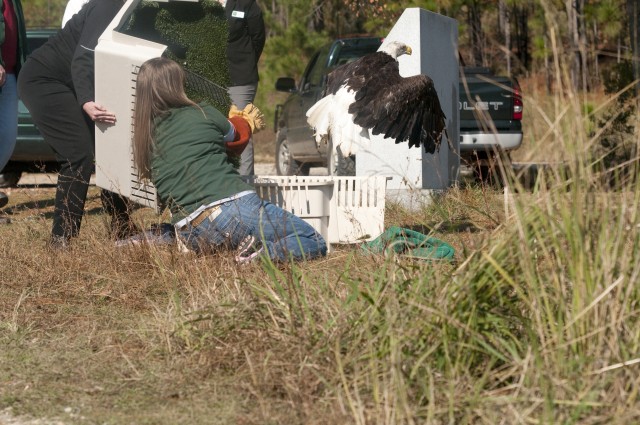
[132,57,326,263]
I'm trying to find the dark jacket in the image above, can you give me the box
[0,0,27,74]
[224,0,265,86]
[26,0,122,106]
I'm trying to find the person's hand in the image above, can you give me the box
[83,101,116,124]
[228,103,265,133]
[0,65,6,87]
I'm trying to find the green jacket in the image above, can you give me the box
[0,0,28,74]
[152,103,254,224]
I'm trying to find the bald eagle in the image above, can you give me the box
[306,41,448,158]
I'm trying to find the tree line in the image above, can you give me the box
[260,0,638,94]
[24,0,639,94]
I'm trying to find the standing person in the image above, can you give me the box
[0,0,27,212]
[132,57,326,263]
[219,0,265,176]
[18,0,134,249]
[61,0,90,28]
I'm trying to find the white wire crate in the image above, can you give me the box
[252,176,390,248]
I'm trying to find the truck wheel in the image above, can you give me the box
[473,165,492,182]
[276,135,310,176]
[472,152,509,187]
[0,171,22,188]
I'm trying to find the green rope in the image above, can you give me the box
[360,226,455,260]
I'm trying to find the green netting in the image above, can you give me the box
[360,226,455,261]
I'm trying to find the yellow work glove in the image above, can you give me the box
[228,103,266,133]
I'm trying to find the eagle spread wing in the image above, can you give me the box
[307,42,448,157]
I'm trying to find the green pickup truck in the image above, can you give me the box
[0,28,58,188]
[274,36,523,177]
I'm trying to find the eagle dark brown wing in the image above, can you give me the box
[351,72,446,153]
[335,54,447,154]
[320,49,447,154]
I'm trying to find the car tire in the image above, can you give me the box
[275,133,310,176]
[0,171,22,188]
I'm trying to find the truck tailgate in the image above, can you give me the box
[459,69,515,125]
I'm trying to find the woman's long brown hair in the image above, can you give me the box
[132,57,197,180]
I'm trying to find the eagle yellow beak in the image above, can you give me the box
[405,45,413,55]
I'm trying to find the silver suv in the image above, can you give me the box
[273,36,382,176]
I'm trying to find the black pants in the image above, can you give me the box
[18,58,131,240]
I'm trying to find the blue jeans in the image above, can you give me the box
[0,74,18,170]
[178,193,327,261]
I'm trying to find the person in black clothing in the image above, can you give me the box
[219,0,265,176]
[17,0,133,248]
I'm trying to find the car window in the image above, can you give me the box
[302,46,330,91]
[27,35,50,54]
[335,44,380,66]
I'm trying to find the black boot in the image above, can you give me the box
[0,191,9,224]
[101,190,139,240]
[0,192,8,209]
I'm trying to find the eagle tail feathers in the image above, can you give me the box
[334,113,370,157]
[306,95,335,148]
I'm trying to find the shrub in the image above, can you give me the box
[592,60,639,187]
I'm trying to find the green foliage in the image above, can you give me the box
[591,60,638,187]
[603,60,636,102]
[124,0,231,113]
[261,22,328,84]
[256,2,329,125]
[22,0,66,28]
[589,0,624,39]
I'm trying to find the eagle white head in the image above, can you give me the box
[381,41,412,59]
